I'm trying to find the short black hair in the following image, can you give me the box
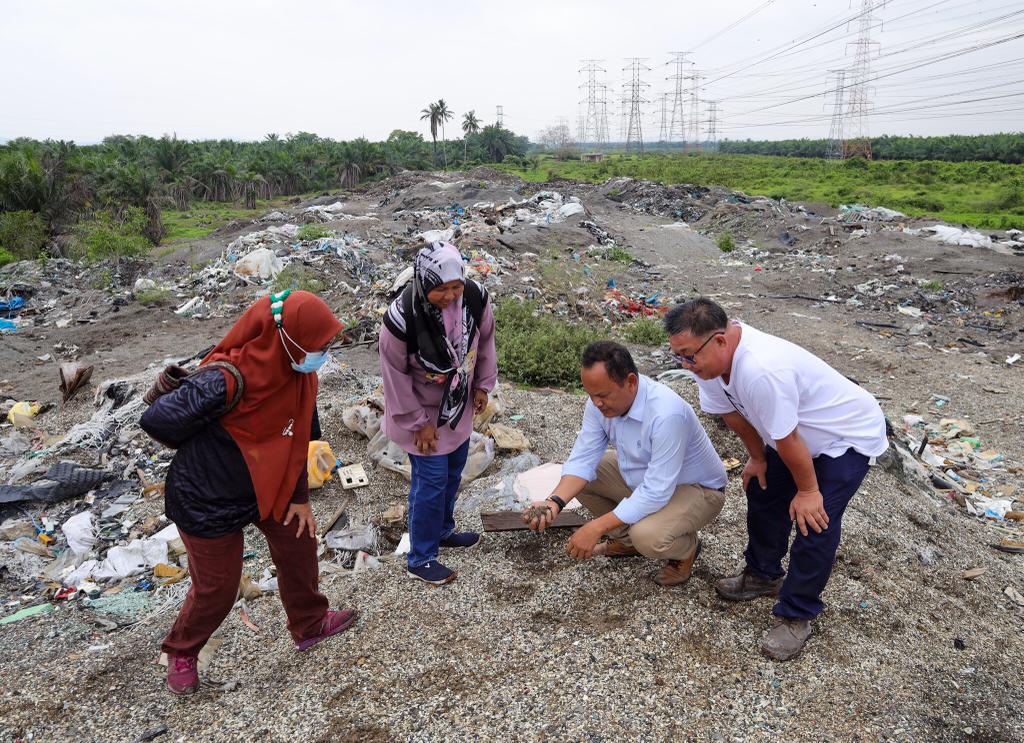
[664,298,729,337]
[581,341,638,384]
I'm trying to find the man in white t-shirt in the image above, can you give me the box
[524,341,728,587]
[664,298,888,661]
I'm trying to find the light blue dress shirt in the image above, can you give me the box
[562,375,728,524]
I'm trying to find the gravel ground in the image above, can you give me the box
[1,172,1023,742]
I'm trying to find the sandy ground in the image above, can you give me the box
[1,169,1022,742]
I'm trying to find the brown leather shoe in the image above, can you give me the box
[654,541,702,586]
[593,539,640,558]
[715,568,784,601]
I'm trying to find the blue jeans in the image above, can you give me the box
[407,439,470,568]
[744,446,870,620]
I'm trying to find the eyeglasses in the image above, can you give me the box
[670,331,725,365]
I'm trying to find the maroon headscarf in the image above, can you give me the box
[202,291,342,520]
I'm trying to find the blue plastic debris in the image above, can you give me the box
[0,319,16,333]
[606,278,616,289]
[0,297,25,317]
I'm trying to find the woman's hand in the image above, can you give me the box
[473,388,489,414]
[414,424,439,454]
[283,502,317,538]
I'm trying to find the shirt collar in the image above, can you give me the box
[622,374,648,422]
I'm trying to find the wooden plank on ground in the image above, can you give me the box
[480,510,589,532]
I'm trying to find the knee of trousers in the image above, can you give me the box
[627,521,684,557]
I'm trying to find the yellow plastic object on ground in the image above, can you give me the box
[307,440,336,489]
[7,401,41,426]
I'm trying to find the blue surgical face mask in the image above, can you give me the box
[292,351,328,374]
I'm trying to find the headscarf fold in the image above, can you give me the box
[385,242,476,429]
[202,291,342,520]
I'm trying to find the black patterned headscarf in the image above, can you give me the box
[385,242,475,429]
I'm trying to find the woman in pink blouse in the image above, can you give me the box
[379,242,498,585]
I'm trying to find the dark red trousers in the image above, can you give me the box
[162,516,328,658]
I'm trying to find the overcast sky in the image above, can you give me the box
[2,0,1021,144]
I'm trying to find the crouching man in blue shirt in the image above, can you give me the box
[525,341,727,587]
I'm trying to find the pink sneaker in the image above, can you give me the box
[294,608,358,651]
[166,654,199,695]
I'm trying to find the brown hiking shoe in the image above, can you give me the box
[593,539,640,558]
[761,617,811,661]
[715,568,784,601]
[654,541,702,587]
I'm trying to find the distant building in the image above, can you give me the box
[581,153,604,162]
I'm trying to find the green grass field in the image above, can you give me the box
[160,192,323,243]
[501,153,1024,230]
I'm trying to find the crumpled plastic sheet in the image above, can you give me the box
[61,510,96,555]
[457,452,541,515]
[923,224,993,249]
[0,461,113,504]
[63,524,180,586]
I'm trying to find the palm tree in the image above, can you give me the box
[461,111,480,163]
[420,103,440,165]
[478,125,515,163]
[436,99,453,170]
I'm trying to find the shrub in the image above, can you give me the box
[494,299,607,388]
[297,224,333,241]
[76,208,150,260]
[0,247,16,266]
[135,287,172,305]
[716,232,735,252]
[273,264,325,294]
[621,316,667,346]
[606,245,634,263]
[920,280,944,291]
[0,210,47,260]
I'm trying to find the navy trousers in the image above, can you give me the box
[744,446,870,620]
[407,438,470,568]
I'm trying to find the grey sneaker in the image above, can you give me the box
[715,568,784,601]
[761,617,812,661]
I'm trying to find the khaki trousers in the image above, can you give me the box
[576,451,726,561]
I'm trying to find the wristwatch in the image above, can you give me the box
[547,495,567,511]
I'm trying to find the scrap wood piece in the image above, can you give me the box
[481,510,589,532]
[991,539,1024,554]
[320,493,355,536]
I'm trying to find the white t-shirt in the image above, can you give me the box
[696,323,888,458]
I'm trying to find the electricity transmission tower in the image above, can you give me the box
[658,93,669,144]
[496,105,504,128]
[684,69,702,151]
[579,59,610,147]
[843,0,882,159]
[705,100,719,152]
[622,58,650,155]
[825,69,848,160]
[666,51,690,143]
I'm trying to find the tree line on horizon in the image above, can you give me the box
[717,132,1024,164]
[0,121,529,261]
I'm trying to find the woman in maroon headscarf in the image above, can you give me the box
[140,290,357,696]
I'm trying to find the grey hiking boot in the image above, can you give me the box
[761,617,812,661]
[715,568,784,601]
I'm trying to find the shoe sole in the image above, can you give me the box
[439,538,481,550]
[406,569,458,586]
[166,682,198,696]
[715,586,782,601]
[294,610,359,651]
[760,641,808,662]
